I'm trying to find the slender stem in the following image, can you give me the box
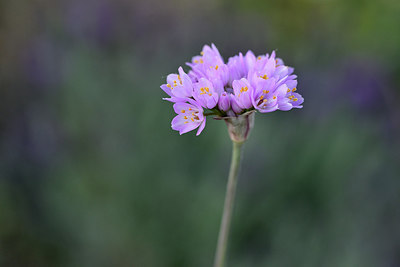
[214,141,244,267]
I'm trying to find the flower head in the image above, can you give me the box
[161,44,304,136]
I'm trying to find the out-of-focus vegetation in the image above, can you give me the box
[0,0,399,266]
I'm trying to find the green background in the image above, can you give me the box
[1,0,400,266]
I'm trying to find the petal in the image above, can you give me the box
[173,101,196,114]
[278,98,293,111]
[160,84,173,97]
[171,114,200,135]
[163,96,188,103]
[196,119,206,136]
[256,104,278,113]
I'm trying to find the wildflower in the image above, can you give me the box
[161,44,304,135]
[161,67,193,102]
[193,78,219,109]
[171,99,206,136]
[160,44,304,267]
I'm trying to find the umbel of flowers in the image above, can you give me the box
[161,44,304,267]
[161,44,303,138]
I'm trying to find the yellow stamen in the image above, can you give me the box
[293,98,298,101]
[260,74,268,80]
[287,88,291,93]
[184,121,189,124]
[200,51,204,55]
[262,90,269,94]
[273,96,277,99]
[259,95,264,100]
[183,116,187,119]
[292,88,297,92]
[181,110,185,113]
[263,99,268,103]
[191,118,194,122]
[215,65,219,70]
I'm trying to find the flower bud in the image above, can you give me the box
[218,92,231,111]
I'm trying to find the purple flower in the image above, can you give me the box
[193,78,219,109]
[161,67,193,102]
[232,78,254,109]
[171,99,206,136]
[161,44,304,135]
[187,44,229,93]
[218,92,231,111]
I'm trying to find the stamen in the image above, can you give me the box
[191,118,194,122]
[259,95,264,100]
[260,74,268,80]
[200,51,204,55]
[293,98,298,101]
[273,96,277,99]
[215,65,219,70]
[183,116,187,119]
[262,90,269,94]
[181,110,185,113]
[292,88,297,92]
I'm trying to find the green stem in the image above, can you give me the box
[214,141,244,267]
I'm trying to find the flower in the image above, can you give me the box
[161,44,304,135]
[161,67,193,102]
[171,99,206,136]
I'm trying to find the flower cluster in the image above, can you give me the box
[161,44,304,135]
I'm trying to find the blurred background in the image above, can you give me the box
[1,0,400,266]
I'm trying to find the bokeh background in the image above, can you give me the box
[1,0,400,266]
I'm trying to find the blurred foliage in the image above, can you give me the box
[0,0,399,266]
